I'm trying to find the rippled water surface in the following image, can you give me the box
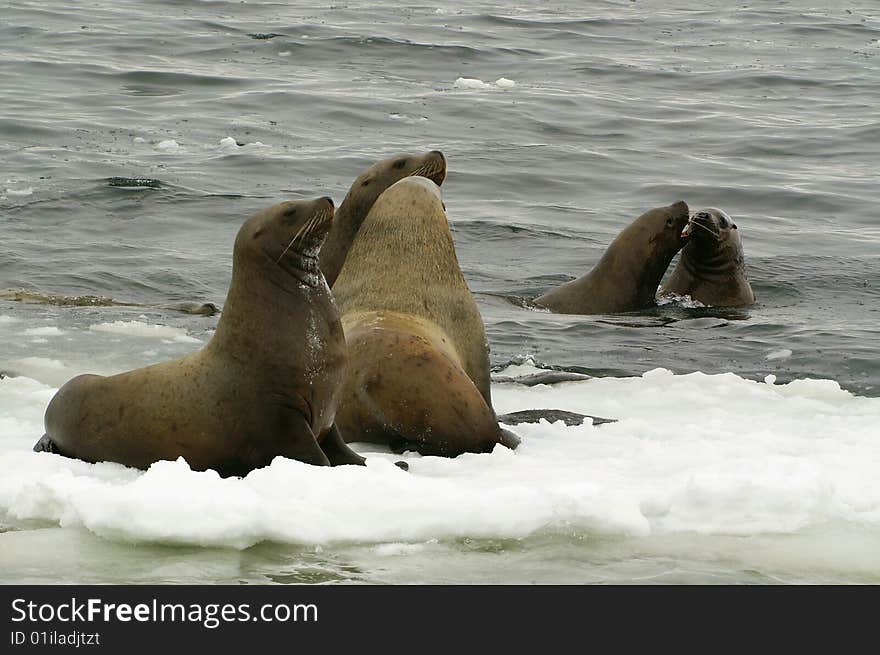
[1,0,879,584]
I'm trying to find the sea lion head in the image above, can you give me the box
[683,208,738,244]
[640,200,691,254]
[680,207,745,270]
[234,196,335,287]
[343,149,447,217]
[320,150,448,287]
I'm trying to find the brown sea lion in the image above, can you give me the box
[660,207,755,307]
[533,201,691,314]
[319,150,446,288]
[332,176,518,456]
[36,196,364,476]
[0,288,219,315]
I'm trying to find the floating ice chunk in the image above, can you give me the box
[454,77,517,90]
[5,187,34,197]
[766,349,793,361]
[89,320,200,344]
[156,139,180,152]
[219,136,238,149]
[454,77,493,90]
[24,327,64,337]
[2,369,880,560]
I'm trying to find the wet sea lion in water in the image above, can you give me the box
[660,207,755,307]
[319,150,447,288]
[332,176,518,456]
[36,197,365,476]
[0,288,219,315]
[533,201,691,314]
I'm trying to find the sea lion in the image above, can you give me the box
[533,201,691,314]
[0,288,219,316]
[660,207,755,307]
[36,196,365,476]
[332,176,517,456]
[319,150,446,288]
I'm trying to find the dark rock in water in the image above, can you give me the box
[248,33,282,40]
[493,370,592,386]
[497,409,616,427]
[107,176,163,188]
[394,461,409,471]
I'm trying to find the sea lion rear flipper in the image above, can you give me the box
[497,409,617,427]
[320,424,366,466]
[498,427,521,450]
[33,434,62,454]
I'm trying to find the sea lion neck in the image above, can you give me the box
[680,236,742,278]
[587,220,679,308]
[319,191,363,288]
[210,248,332,361]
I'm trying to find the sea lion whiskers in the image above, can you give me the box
[276,212,319,265]
[410,160,445,184]
[687,218,721,239]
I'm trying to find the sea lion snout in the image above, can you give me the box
[422,150,447,185]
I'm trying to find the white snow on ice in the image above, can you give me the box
[0,367,878,556]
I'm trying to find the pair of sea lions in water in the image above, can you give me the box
[534,204,754,313]
[33,150,753,475]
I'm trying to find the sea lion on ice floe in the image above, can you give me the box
[36,197,364,475]
[332,176,519,456]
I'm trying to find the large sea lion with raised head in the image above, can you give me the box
[332,176,518,456]
[320,150,447,288]
[660,207,755,307]
[534,201,691,314]
[36,197,365,476]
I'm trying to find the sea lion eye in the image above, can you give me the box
[284,207,298,218]
[732,223,738,230]
[393,158,408,170]
[696,211,710,220]
[665,218,674,228]
[361,178,372,187]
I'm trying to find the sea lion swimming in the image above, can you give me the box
[36,196,365,476]
[533,201,691,314]
[319,150,446,288]
[331,176,518,456]
[660,207,755,307]
[0,288,219,315]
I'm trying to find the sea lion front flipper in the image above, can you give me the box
[497,409,617,427]
[320,424,366,466]
[276,415,331,467]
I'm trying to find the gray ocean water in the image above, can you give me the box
[1,0,879,584]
